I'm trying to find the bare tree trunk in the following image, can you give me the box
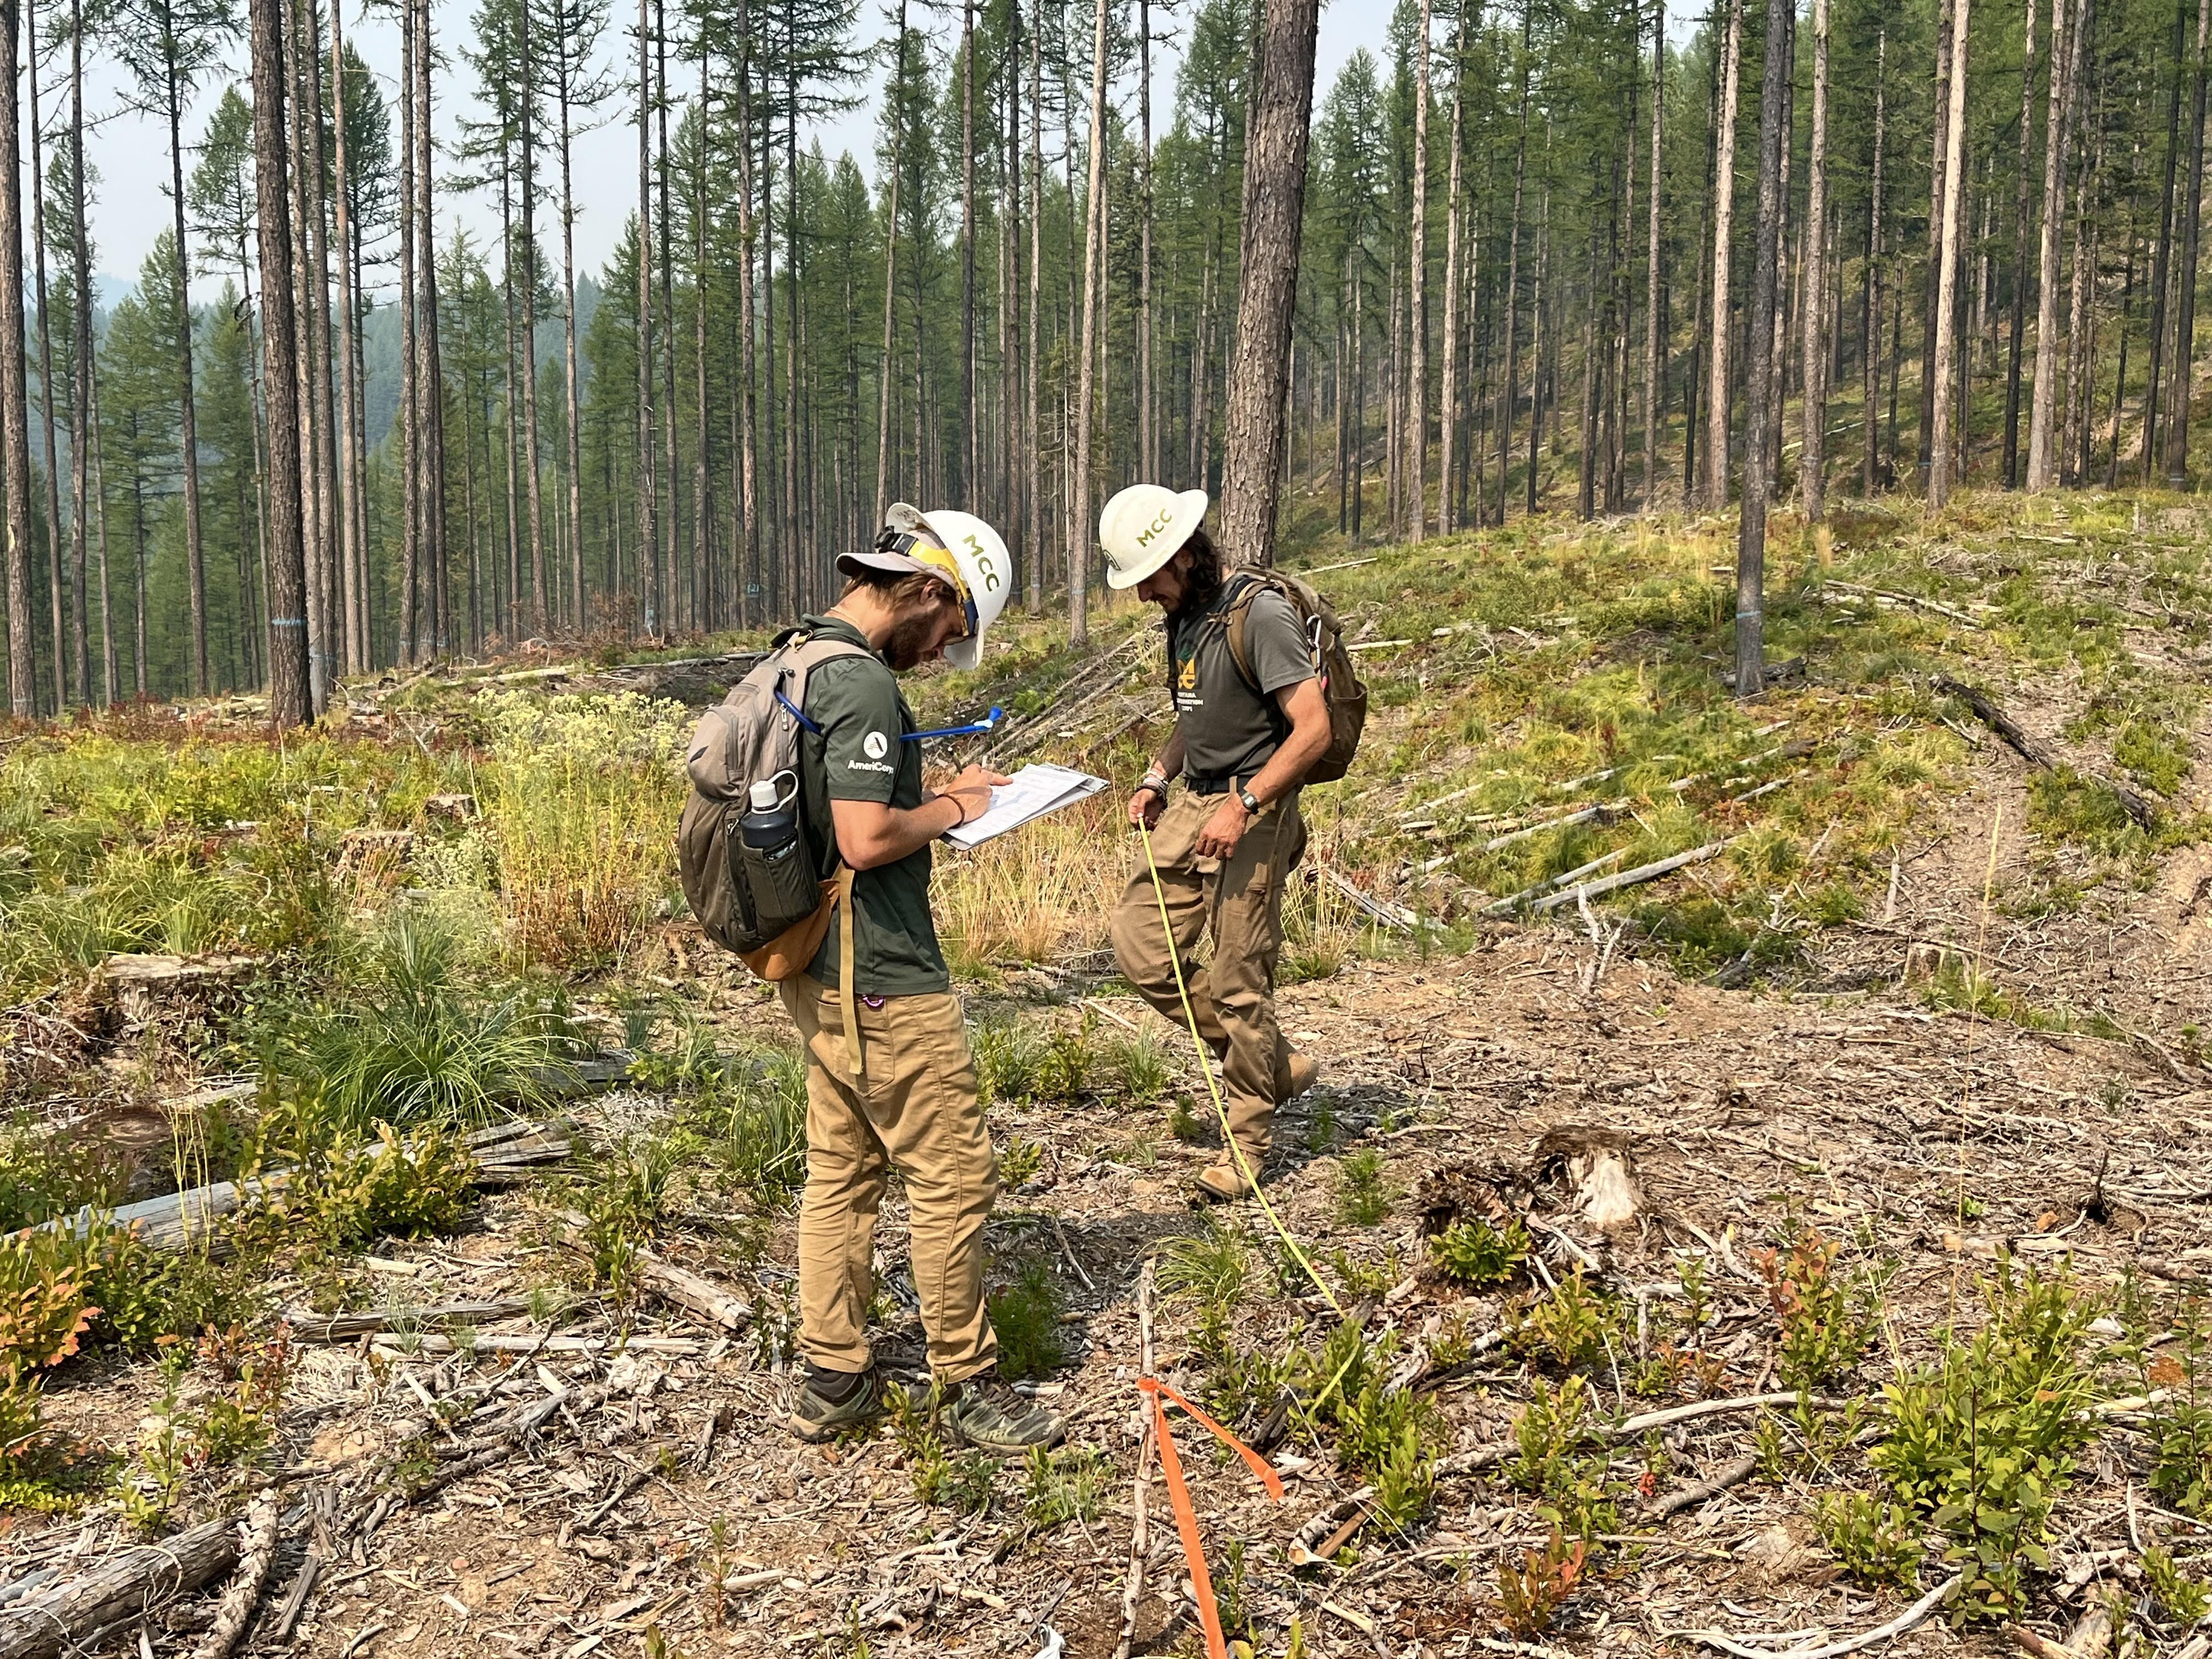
[1139,0,1155,482]
[521,0,547,632]
[1703,0,1743,509]
[302,0,341,685]
[735,0,757,620]
[414,0,445,658]
[960,0,975,500]
[1736,0,1791,698]
[560,35,586,628]
[636,0,658,634]
[2028,0,2080,486]
[1644,0,1664,507]
[5,0,40,714]
[1801,0,1831,519]
[397,0,419,660]
[1406,0,1431,541]
[1025,0,1043,607]
[1865,27,1887,490]
[1438,0,1469,534]
[28,0,62,708]
[1070,0,1108,633]
[1918,0,1956,488]
[2141,2,2185,480]
[331,0,363,669]
[251,0,309,726]
[1928,0,1973,505]
[692,44,712,630]
[67,0,89,700]
[1496,0,1533,526]
[166,54,208,695]
[1219,0,1321,567]
[2167,0,2210,484]
[2004,0,2038,484]
[872,0,905,530]
[1527,157,1551,515]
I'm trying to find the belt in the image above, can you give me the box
[1188,776,1236,796]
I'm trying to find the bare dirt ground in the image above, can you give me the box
[7,730,2210,1659]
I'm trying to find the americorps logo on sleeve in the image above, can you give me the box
[863,731,889,759]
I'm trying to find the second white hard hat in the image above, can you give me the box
[1099,484,1209,590]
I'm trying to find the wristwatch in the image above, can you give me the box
[1238,787,1263,817]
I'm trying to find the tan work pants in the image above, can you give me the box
[777,977,1000,1383]
[1108,787,1307,1163]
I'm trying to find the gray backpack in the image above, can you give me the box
[677,631,871,973]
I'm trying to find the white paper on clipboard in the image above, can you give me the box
[943,763,1108,849]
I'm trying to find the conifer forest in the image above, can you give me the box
[0,0,2208,723]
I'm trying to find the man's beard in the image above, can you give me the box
[882,610,943,671]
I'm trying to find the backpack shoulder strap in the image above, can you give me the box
[1217,572,1281,693]
[776,635,877,733]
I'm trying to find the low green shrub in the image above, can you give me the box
[986,1260,1066,1382]
[1429,1216,1531,1286]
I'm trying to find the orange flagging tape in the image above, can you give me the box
[1140,1375,1285,1658]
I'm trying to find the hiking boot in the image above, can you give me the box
[940,1374,1065,1455]
[1194,1160,1261,1204]
[1284,1052,1319,1099]
[788,1365,883,1443]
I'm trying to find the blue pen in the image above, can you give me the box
[903,706,1006,742]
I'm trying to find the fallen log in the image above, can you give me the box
[190,1489,281,1659]
[1528,839,1735,913]
[1934,676,2158,830]
[1646,1452,1759,1519]
[42,1119,571,1250]
[287,1300,534,1341]
[0,1515,239,1659]
[549,1213,751,1333]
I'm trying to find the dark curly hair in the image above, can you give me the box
[1173,526,1224,617]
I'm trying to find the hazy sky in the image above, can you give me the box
[77,0,1395,306]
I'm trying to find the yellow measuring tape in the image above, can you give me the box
[1138,820,1341,1317]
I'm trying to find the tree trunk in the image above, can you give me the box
[1438,0,1470,535]
[67,0,89,701]
[1219,0,1321,567]
[1070,0,1108,634]
[1918,0,1957,488]
[1736,0,1791,698]
[1496,0,1533,526]
[251,0,308,726]
[1,0,33,717]
[1406,0,1431,542]
[1928,0,1973,505]
[735,0,757,622]
[28,0,62,709]
[1801,0,1831,519]
[692,44,712,631]
[2004,0,2039,484]
[414,0,445,659]
[2167,0,2210,483]
[1644,0,1664,508]
[636,0,658,633]
[330,0,363,669]
[1703,0,1743,509]
[872,0,904,531]
[1139,0,1155,482]
[1025,0,1043,607]
[2028,0,2080,487]
[165,59,208,696]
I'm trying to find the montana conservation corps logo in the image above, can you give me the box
[1137,506,1177,546]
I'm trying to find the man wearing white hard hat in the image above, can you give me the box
[1099,485,1331,1204]
[777,503,1063,1456]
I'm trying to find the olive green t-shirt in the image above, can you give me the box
[794,614,951,996]
[1168,580,1318,786]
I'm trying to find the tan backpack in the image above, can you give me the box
[676,631,871,974]
[1212,571,1368,785]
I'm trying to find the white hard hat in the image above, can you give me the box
[1100,484,1209,590]
[837,503,1011,670]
